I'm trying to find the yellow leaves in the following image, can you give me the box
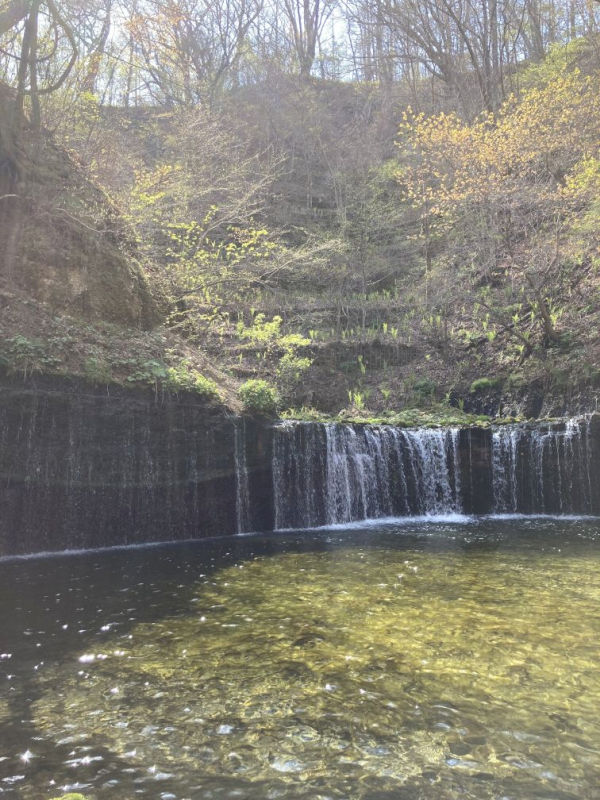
[561,156,600,238]
[202,205,218,225]
[520,38,590,90]
[398,61,600,224]
[562,156,600,199]
[131,164,182,212]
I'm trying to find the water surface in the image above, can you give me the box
[1,518,600,799]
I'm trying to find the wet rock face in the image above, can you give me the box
[463,379,600,420]
[236,416,275,534]
[1,374,599,557]
[490,417,600,515]
[457,428,493,514]
[0,375,249,556]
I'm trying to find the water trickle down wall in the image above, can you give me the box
[234,415,273,535]
[1,374,600,556]
[0,377,241,555]
[272,422,464,529]
[491,417,599,514]
[269,417,600,529]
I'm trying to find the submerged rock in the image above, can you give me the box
[30,545,600,798]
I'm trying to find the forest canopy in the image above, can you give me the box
[1,0,600,415]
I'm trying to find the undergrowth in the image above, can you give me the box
[282,403,509,428]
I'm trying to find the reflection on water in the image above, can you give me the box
[1,518,600,799]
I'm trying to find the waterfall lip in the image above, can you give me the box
[490,413,594,428]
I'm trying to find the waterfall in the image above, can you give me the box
[491,416,595,514]
[272,422,462,529]
[2,372,597,557]
[269,416,598,530]
[400,428,461,515]
[491,427,522,513]
[234,418,250,533]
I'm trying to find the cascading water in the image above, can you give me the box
[272,422,462,529]
[3,372,598,556]
[272,422,327,529]
[265,416,599,530]
[491,427,522,513]
[491,416,596,514]
[234,418,250,534]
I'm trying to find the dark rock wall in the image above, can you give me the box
[240,416,275,534]
[1,375,600,557]
[462,379,600,420]
[458,428,494,514]
[0,376,272,556]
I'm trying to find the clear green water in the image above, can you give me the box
[1,519,600,799]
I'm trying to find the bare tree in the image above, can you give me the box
[80,0,113,95]
[280,0,338,77]
[373,0,525,113]
[126,0,263,106]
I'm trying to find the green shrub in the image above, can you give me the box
[281,406,325,421]
[506,372,526,390]
[237,314,310,351]
[126,358,168,385]
[239,379,277,414]
[276,352,312,383]
[413,377,436,398]
[276,352,312,404]
[280,332,310,350]
[470,376,502,393]
[347,388,369,411]
[0,334,61,376]
[164,360,220,398]
[237,313,283,342]
[84,356,112,384]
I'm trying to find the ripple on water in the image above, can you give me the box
[0,530,597,800]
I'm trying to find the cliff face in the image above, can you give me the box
[0,88,159,329]
[1,373,599,559]
[0,374,273,556]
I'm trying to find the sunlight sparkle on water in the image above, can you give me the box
[2,519,600,799]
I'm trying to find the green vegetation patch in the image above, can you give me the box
[284,403,495,428]
[163,359,220,397]
[49,795,88,800]
[469,377,503,394]
[239,379,278,414]
[0,335,62,377]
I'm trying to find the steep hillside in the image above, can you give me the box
[0,88,158,328]
[1,42,600,422]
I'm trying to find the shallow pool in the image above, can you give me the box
[1,518,600,799]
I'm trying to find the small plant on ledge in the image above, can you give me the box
[239,379,278,415]
[164,359,220,398]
